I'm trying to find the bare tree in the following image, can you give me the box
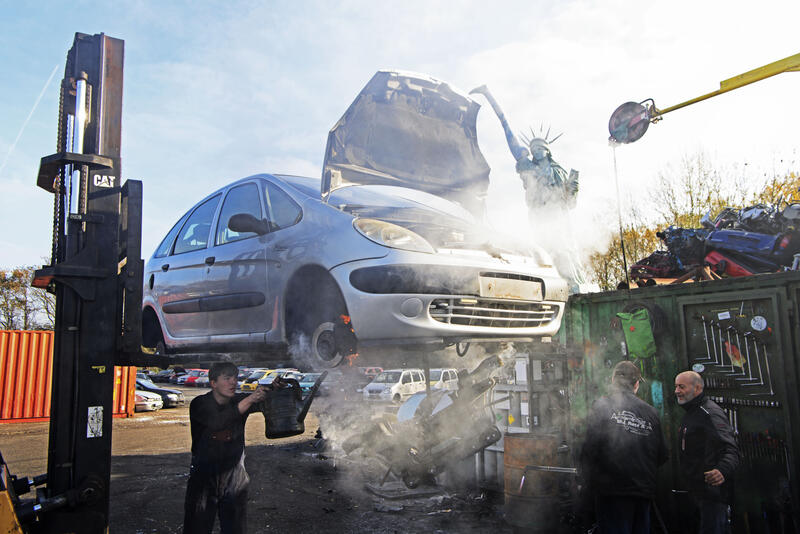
[585,152,799,290]
[651,152,747,229]
[0,266,55,330]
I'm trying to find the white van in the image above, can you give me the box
[429,368,459,391]
[363,369,426,402]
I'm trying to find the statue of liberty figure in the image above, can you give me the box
[470,85,592,292]
[470,85,579,213]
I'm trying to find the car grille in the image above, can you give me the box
[428,298,558,328]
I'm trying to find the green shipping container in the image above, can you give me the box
[563,271,800,533]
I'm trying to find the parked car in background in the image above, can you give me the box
[194,370,210,388]
[151,369,174,383]
[140,72,568,371]
[258,369,301,387]
[236,368,253,390]
[135,378,186,408]
[297,373,327,396]
[177,369,200,386]
[429,368,459,391]
[241,369,272,392]
[363,369,427,403]
[359,367,383,379]
[171,372,187,385]
[183,369,206,387]
[135,390,163,412]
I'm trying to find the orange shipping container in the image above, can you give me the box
[0,331,135,423]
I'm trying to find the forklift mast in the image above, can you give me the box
[15,32,143,533]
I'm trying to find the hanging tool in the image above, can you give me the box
[742,332,765,389]
[734,328,758,383]
[609,52,800,143]
[724,326,745,377]
[712,321,737,374]
[752,341,775,396]
[696,315,714,363]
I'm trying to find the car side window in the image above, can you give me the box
[402,373,411,384]
[264,181,302,231]
[173,194,220,255]
[216,183,262,246]
[153,212,190,258]
[416,372,424,382]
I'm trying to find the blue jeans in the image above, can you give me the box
[594,494,652,534]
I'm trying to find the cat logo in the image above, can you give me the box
[93,174,116,188]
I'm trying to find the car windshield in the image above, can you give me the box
[138,378,157,388]
[429,370,442,381]
[189,370,202,377]
[373,371,401,383]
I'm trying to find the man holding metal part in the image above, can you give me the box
[183,362,268,534]
[580,361,668,533]
[674,371,740,534]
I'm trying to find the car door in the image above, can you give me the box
[400,371,413,397]
[205,181,270,336]
[156,194,221,339]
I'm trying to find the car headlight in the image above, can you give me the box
[354,219,435,254]
[167,394,178,400]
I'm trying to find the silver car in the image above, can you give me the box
[141,71,568,368]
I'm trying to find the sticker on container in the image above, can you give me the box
[692,363,705,373]
[751,316,767,331]
[87,406,103,438]
[717,311,731,320]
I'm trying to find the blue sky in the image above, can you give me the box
[2,1,799,268]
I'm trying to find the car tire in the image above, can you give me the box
[392,394,402,404]
[309,321,345,368]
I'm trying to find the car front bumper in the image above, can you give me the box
[331,258,566,344]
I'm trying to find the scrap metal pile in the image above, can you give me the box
[630,201,800,284]
[341,355,504,489]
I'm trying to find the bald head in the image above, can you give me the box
[675,371,704,405]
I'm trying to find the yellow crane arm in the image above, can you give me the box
[652,52,800,118]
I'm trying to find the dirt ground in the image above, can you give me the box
[0,386,513,533]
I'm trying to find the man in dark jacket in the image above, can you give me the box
[580,360,669,533]
[674,371,740,534]
[183,362,267,534]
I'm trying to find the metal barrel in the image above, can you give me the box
[503,433,562,532]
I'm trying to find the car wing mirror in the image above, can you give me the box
[229,213,270,235]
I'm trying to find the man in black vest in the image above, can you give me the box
[581,360,668,533]
[183,362,267,534]
[675,371,739,534]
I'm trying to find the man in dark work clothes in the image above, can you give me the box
[580,360,668,533]
[183,362,267,534]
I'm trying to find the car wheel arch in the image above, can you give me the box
[141,306,165,349]
[284,265,352,368]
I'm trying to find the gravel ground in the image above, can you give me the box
[0,385,512,533]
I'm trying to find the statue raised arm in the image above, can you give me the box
[470,85,579,211]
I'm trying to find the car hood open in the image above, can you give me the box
[322,70,490,217]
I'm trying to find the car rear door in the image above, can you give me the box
[205,181,270,336]
[156,194,221,339]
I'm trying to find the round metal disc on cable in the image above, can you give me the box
[608,101,650,144]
